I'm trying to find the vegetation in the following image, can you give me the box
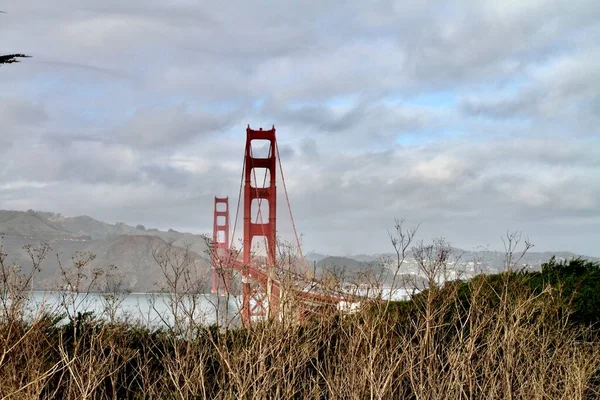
[529,256,600,326]
[1,236,599,399]
[0,53,29,65]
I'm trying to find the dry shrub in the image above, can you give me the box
[1,237,599,399]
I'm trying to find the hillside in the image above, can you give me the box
[316,256,372,271]
[0,210,211,292]
[50,215,138,240]
[1,209,596,292]
[313,248,599,288]
[0,210,77,239]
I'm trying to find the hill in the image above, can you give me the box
[51,215,137,240]
[0,210,77,239]
[1,209,597,292]
[311,248,599,287]
[0,210,211,292]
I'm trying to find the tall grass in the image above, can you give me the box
[1,239,599,399]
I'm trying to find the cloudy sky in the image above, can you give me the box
[1,1,599,257]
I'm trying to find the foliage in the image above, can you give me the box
[0,53,30,65]
[1,242,600,398]
[528,256,600,326]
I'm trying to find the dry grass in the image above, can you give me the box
[1,240,599,399]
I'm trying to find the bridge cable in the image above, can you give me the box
[229,153,245,261]
[230,137,359,310]
[275,141,310,276]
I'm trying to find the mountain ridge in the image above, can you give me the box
[0,209,211,292]
[0,209,596,291]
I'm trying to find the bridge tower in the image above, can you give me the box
[242,125,279,324]
[211,196,231,294]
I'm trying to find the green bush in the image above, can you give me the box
[530,256,600,326]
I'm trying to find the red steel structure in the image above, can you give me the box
[242,126,279,322]
[212,125,360,326]
[211,196,231,294]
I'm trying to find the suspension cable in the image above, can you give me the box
[276,141,309,275]
[229,153,245,257]
[232,132,362,308]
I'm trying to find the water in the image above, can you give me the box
[23,291,241,328]
[15,286,414,328]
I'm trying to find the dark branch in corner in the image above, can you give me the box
[0,54,31,64]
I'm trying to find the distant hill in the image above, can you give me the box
[311,248,599,286]
[317,256,375,272]
[93,235,209,292]
[1,209,596,293]
[305,252,329,262]
[0,210,77,239]
[51,215,138,240]
[349,254,382,263]
[0,210,211,292]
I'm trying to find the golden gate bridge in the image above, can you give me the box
[210,125,360,326]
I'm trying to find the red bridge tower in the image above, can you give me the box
[242,126,279,323]
[211,196,231,294]
[210,125,359,326]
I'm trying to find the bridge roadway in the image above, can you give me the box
[218,256,363,311]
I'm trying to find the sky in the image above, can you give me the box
[0,1,599,257]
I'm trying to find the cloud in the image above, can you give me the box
[460,48,600,124]
[411,156,467,183]
[117,105,239,149]
[0,0,599,257]
[0,98,47,127]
